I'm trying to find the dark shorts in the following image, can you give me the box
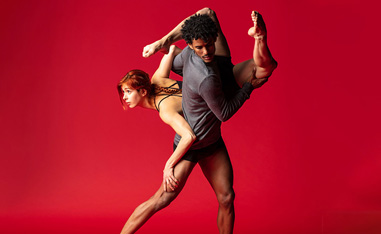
[173,137,226,163]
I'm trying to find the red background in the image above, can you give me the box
[1,0,380,233]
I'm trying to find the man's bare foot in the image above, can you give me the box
[142,40,170,58]
[248,11,267,40]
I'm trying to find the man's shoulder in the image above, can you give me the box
[180,46,192,56]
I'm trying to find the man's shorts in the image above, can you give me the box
[173,137,226,163]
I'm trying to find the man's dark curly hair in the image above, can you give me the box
[181,14,218,44]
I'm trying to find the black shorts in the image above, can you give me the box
[173,137,226,163]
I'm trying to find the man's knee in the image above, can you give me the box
[217,190,235,208]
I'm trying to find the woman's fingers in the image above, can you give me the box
[167,178,175,191]
[163,178,167,192]
[163,167,180,192]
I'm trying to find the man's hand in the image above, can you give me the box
[162,166,179,192]
[248,11,267,40]
[142,40,170,58]
[248,70,268,89]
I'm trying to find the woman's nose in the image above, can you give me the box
[123,93,128,100]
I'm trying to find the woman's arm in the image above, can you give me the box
[151,45,195,192]
[159,105,196,192]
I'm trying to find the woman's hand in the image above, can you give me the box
[163,166,179,192]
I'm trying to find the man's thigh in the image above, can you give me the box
[198,146,234,193]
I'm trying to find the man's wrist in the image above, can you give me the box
[164,33,180,47]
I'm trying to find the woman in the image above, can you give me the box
[118,45,195,193]
[118,42,204,233]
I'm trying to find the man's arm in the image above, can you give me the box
[208,8,230,57]
[142,7,223,58]
[200,75,254,122]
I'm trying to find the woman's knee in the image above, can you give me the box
[152,192,176,211]
[217,190,235,208]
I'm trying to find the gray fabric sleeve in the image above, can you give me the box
[172,47,189,76]
[199,75,254,122]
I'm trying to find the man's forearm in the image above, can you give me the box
[143,8,213,57]
[161,7,213,45]
[157,22,184,48]
[200,77,254,122]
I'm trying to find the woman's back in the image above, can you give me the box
[152,79,182,114]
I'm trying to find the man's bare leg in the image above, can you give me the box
[198,147,235,234]
[121,160,196,234]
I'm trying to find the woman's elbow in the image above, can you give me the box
[184,132,196,144]
[189,132,197,143]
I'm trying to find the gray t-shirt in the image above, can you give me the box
[172,46,254,150]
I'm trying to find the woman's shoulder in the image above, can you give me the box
[153,79,181,90]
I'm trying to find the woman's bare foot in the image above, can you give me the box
[248,11,267,40]
[168,44,175,54]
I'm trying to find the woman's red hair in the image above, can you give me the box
[117,69,156,109]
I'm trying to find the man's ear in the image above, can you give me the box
[188,43,194,50]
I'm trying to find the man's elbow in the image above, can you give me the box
[197,7,215,17]
[217,114,231,123]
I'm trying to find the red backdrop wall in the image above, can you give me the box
[1,0,380,233]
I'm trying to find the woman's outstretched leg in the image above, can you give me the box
[233,11,276,87]
[121,160,196,234]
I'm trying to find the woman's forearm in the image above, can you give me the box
[165,131,196,169]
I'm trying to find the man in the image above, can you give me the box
[122,8,277,234]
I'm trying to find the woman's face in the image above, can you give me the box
[121,83,144,108]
